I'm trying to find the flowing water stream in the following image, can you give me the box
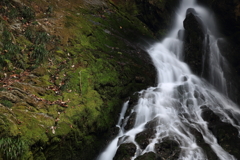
[97,0,240,159]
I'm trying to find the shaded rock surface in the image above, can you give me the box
[135,128,156,149]
[155,139,180,160]
[183,8,208,76]
[201,106,240,159]
[135,152,159,160]
[113,143,136,160]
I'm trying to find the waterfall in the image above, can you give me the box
[97,0,240,160]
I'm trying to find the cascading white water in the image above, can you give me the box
[97,0,240,160]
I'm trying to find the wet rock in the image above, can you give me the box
[135,152,159,160]
[124,112,137,131]
[175,83,189,97]
[145,117,159,129]
[189,127,219,160]
[184,8,206,38]
[186,98,194,107]
[186,8,198,15]
[113,143,136,160]
[183,8,208,76]
[135,128,156,149]
[178,29,185,41]
[194,90,199,98]
[201,107,240,159]
[118,135,130,146]
[155,139,180,160]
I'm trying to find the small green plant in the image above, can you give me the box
[3,43,20,58]
[2,27,12,43]
[31,44,48,63]
[0,87,6,91]
[35,32,50,44]
[8,8,19,19]
[21,6,35,22]
[46,5,53,17]
[0,27,20,69]
[31,21,38,25]
[24,27,35,41]
[25,28,50,44]
[0,137,29,160]
[0,99,13,108]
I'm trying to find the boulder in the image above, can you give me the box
[124,112,137,131]
[183,8,209,77]
[135,128,156,149]
[113,143,136,160]
[135,152,159,160]
[155,139,180,160]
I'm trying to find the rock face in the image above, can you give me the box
[201,107,240,159]
[134,0,180,36]
[195,0,240,104]
[135,152,157,160]
[183,8,208,77]
[135,128,156,150]
[155,139,180,160]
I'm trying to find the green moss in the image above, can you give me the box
[0,99,13,108]
[16,35,33,47]
[0,0,157,159]
[55,121,71,135]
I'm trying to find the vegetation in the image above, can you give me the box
[0,0,159,159]
[0,137,29,160]
[0,99,13,108]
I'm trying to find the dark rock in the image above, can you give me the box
[186,8,198,15]
[135,152,160,160]
[178,29,185,41]
[135,128,156,149]
[201,107,240,159]
[134,0,180,36]
[113,143,136,160]
[186,98,194,107]
[155,139,180,160]
[175,83,189,97]
[145,117,160,129]
[124,112,137,131]
[183,8,208,76]
[117,135,130,146]
[215,39,240,104]
[189,127,219,160]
